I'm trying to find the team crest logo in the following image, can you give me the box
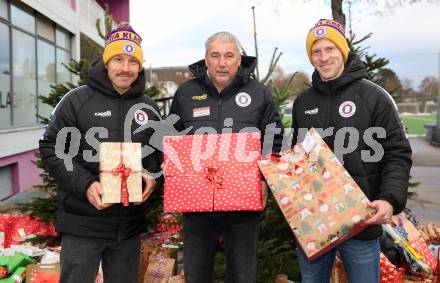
[314,27,327,38]
[134,109,148,125]
[235,92,251,107]
[123,42,135,55]
[338,101,356,118]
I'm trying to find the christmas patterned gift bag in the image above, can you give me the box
[100,142,142,206]
[163,133,263,212]
[258,128,375,260]
[142,253,175,283]
[138,239,178,283]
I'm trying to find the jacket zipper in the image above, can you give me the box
[117,96,124,242]
[217,97,222,133]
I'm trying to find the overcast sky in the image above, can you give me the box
[130,0,440,88]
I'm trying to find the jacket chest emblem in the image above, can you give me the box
[134,109,148,125]
[235,92,251,107]
[338,101,356,118]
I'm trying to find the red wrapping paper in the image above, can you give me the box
[163,133,263,212]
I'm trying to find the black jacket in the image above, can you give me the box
[169,55,282,154]
[39,56,161,240]
[291,54,412,240]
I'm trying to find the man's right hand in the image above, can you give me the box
[86,181,112,210]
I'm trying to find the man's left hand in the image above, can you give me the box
[134,174,157,205]
[364,200,393,225]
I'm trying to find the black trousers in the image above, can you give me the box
[183,212,260,283]
[60,234,140,283]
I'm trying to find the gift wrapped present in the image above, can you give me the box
[156,214,182,235]
[138,239,178,283]
[0,214,57,248]
[100,142,142,206]
[142,253,175,283]
[258,128,375,260]
[390,214,438,274]
[331,252,404,283]
[0,252,34,275]
[168,272,185,283]
[163,133,263,212]
[0,266,25,283]
[419,224,440,246]
[381,253,404,283]
[330,254,348,283]
[25,263,60,283]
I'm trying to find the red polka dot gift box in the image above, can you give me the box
[163,133,263,212]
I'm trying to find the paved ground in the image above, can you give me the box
[406,136,440,224]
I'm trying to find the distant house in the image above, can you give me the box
[144,67,192,97]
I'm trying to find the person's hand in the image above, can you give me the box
[261,180,268,209]
[364,200,393,225]
[86,181,113,210]
[134,174,157,205]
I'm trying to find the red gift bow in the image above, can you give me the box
[112,161,131,207]
[203,166,223,189]
[100,143,140,206]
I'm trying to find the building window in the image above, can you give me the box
[0,165,13,200]
[37,39,55,121]
[37,14,54,42]
[11,2,35,34]
[0,22,11,129]
[0,2,72,129]
[0,0,8,20]
[12,29,37,126]
[56,48,71,84]
[56,27,70,50]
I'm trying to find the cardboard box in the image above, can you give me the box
[100,142,142,206]
[163,133,263,212]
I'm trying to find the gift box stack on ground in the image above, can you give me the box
[331,211,439,283]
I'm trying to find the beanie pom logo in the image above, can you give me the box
[314,27,327,38]
[123,42,135,55]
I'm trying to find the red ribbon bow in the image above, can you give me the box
[204,166,223,189]
[99,143,138,207]
[111,161,132,206]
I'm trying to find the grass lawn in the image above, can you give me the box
[401,113,437,135]
[284,113,437,135]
